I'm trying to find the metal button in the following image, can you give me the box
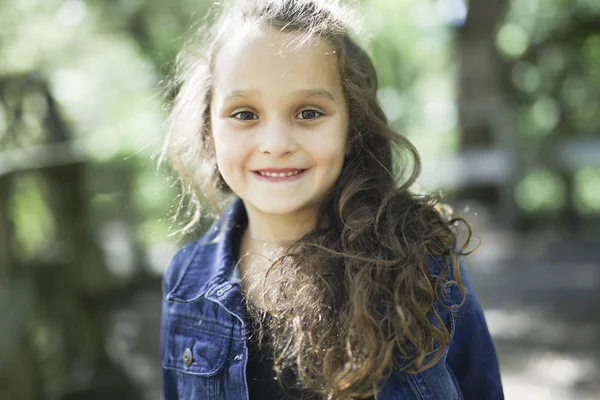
[183,348,193,367]
[234,354,243,361]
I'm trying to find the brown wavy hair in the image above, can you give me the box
[162,0,475,398]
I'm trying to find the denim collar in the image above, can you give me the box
[166,197,246,304]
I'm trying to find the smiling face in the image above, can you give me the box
[210,26,349,225]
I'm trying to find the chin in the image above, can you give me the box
[256,204,305,216]
[253,199,313,217]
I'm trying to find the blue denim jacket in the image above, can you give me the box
[160,199,504,399]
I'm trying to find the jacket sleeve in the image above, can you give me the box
[160,242,197,400]
[447,257,504,400]
[161,274,178,399]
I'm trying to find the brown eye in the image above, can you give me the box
[296,109,322,120]
[233,111,258,120]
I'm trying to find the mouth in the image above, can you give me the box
[255,169,306,177]
[252,168,308,182]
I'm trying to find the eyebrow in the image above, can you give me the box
[222,88,338,105]
[294,88,337,102]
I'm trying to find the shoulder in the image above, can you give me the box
[426,251,494,344]
[161,240,199,294]
[162,198,246,300]
[422,251,471,343]
[161,218,224,300]
[425,251,466,307]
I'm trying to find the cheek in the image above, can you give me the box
[310,131,347,168]
[213,133,251,175]
[308,145,346,182]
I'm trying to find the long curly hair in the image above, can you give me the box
[162,0,474,398]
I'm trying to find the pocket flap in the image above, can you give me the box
[162,323,230,376]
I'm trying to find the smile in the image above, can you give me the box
[258,170,303,177]
[252,169,308,182]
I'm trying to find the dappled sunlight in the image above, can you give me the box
[502,351,599,400]
[474,264,600,399]
[56,0,86,26]
[485,308,599,346]
[1,0,599,398]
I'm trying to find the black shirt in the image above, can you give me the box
[245,319,375,400]
[246,329,311,399]
[245,313,321,400]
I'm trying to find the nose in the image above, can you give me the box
[258,118,297,156]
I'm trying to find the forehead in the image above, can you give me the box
[212,25,342,98]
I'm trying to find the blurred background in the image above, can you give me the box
[1,0,599,398]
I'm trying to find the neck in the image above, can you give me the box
[235,201,327,309]
[242,202,321,246]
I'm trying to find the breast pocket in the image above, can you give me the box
[162,320,232,400]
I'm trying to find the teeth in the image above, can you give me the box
[258,170,303,177]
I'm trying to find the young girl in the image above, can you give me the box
[160,0,503,399]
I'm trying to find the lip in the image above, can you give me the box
[252,168,308,183]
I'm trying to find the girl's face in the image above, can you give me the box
[210,26,349,220]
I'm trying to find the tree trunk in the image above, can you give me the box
[456,0,516,225]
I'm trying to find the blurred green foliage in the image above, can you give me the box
[0,0,599,398]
